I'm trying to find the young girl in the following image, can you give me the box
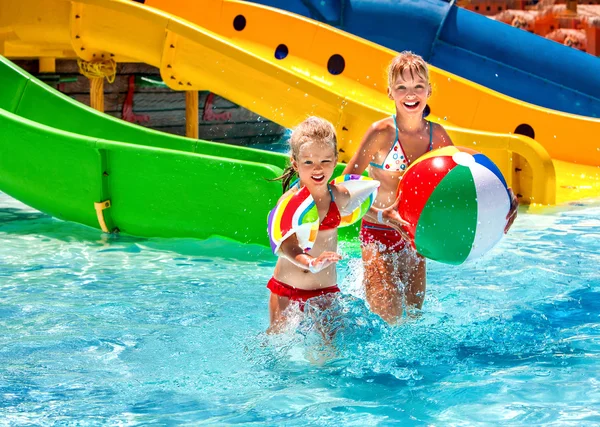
[267,116,378,333]
[343,51,518,324]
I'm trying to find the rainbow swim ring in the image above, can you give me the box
[268,174,379,254]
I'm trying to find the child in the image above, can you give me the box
[267,116,379,333]
[342,51,518,324]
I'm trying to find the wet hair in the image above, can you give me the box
[272,116,338,192]
[387,51,430,88]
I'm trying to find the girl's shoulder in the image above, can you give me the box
[330,182,350,205]
[363,117,396,148]
[370,116,396,134]
[331,184,351,215]
[430,121,453,148]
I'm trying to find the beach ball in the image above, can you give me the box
[397,146,511,265]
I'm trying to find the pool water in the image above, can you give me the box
[1,191,600,425]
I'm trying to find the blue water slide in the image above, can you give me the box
[249,0,600,118]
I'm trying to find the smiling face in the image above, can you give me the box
[388,68,430,117]
[292,141,337,189]
[287,116,338,191]
[387,52,431,118]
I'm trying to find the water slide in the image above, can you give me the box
[249,0,600,119]
[0,55,287,245]
[2,0,598,203]
[0,0,598,243]
[141,0,600,203]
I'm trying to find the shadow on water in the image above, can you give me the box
[0,205,274,263]
[0,206,51,224]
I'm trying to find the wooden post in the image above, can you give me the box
[39,57,56,73]
[186,90,199,139]
[90,77,104,112]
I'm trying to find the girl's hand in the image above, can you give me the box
[307,251,342,273]
[505,188,518,234]
[376,196,412,242]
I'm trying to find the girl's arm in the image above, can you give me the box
[279,233,342,273]
[505,188,519,234]
[367,122,452,236]
[342,121,389,175]
[371,203,411,241]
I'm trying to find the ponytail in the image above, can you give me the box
[270,165,298,193]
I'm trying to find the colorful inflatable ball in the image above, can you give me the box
[397,146,511,265]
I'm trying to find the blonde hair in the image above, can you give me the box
[274,116,338,192]
[387,51,430,88]
[289,116,337,160]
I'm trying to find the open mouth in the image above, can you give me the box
[311,174,325,183]
[403,100,420,111]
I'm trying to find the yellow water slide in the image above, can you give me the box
[0,0,598,205]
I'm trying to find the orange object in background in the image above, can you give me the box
[466,1,600,56]
[586,21,600,54]
[534,8,560,35]
[495,10,536,31]
[458,0,511,16]
[546,28,587,50]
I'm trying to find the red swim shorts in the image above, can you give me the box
[267,277,340,311]
[359,220,407,251]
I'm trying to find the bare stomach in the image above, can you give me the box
[273,229,338,290]
[363,166,404,223]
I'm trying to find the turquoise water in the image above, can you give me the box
[1,191,600,425]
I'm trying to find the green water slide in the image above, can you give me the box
[0,55,298,246]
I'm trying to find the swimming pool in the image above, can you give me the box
[1,191,599,425]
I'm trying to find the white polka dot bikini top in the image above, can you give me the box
[370,115,433,172]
